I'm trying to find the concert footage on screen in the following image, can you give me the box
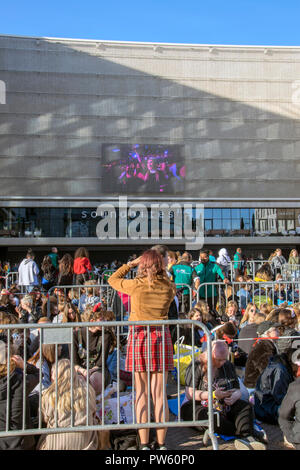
[101,144,185,194]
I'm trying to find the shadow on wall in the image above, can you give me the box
[0,37,300,198]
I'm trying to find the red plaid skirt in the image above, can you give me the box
[125,325,174,372]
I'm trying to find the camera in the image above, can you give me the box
[215,378,235,391]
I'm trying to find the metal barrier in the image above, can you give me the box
[100,269,137,284]
[5,272,19,289]
[229,260,271,281]
[197,280,300,311]
[174,283,194,314]
[47,282,194,330]
[282,264,300,281]
[0,319,218,450]
[47,284,116,314]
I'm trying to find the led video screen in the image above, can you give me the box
[101,144,185,194]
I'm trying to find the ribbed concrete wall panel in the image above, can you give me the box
[1,35,300,198]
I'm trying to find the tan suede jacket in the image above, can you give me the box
[108,264,176,321]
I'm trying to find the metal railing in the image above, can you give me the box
[100,269,137,284]
[282,264,300,281]
[5,272,19,289]
[197,280,300,310]
[0,319,218,450]
[229,260,271,281]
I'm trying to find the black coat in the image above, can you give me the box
[278,377,300,446]
[0,364,39,449]
[254,354,294,424]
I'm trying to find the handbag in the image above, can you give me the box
[172,336,201,385]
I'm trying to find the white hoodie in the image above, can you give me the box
[216,248,231,267]
[18,258,39,286]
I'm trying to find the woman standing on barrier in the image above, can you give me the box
[73,247,92,285]
[58,253,74,288]
[41,256,57,293]
[36,359,98,450]
[108,250,176,450]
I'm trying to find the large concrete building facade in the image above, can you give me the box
[0,34,300,260]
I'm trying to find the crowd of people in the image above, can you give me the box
[0,245,300,450]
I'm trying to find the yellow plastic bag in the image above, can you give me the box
[172,339,201,386]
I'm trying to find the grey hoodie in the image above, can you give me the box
[18,258,39,286]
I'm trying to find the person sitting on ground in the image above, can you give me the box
[0,289,17,316]
[28,344,60,425]
[254,348,297,425]
[179,303,215,349]
[67,288,80,308]
[259,303,274,318]
[243,321,280,389]
[212,321,246,366]
[71,306,115,395]
[181,340,266,450]
[278,348,300,450]
[237,312,266,357]
[61,301,81,325]
[236,281,252,311]
[276,308,299,354]
[9,285,21,308]
[223,300,241,329]
[36,359,98,450]
[0,334,39,450]
[80,280,100,313]
[41,295,59,322]
[253,264,273,307]
[15,294,38,324]
[239,303,258,329]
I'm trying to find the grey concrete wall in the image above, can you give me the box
[1,36,300,198]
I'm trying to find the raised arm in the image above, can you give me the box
[108,263,138,296]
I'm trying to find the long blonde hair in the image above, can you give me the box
[42,359,95,415]
[240,303,256,325]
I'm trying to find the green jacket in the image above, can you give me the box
[194,261,225,298]
[48,252,58,269]
[170,263,195,295]
[233,252,242,270]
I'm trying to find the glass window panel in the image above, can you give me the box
[222,219,231,230]
[221,209,231,218]
[241,209,250,218]
[204,208,212,218]
[205,220,212,231]
[213,209,222,218]
[231,209,240,218]
[231,219,240,230]
[213,219,222,230]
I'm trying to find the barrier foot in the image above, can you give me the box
[202,429,219,450]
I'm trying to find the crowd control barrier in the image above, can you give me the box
[197,280,300,311]
[5,272,19,289]
[0,319,218,450]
